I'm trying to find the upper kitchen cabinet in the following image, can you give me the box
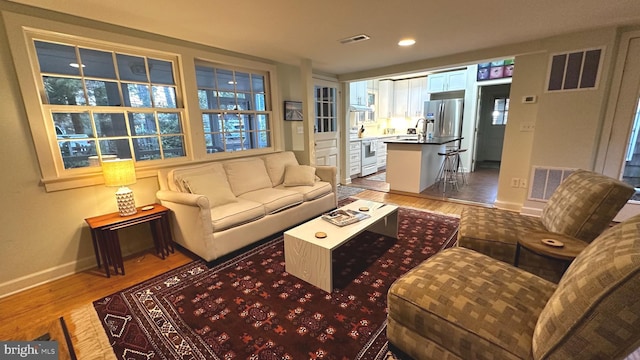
[427,69,467,93]
[378,80,393,118]
[408,77,428,117]
[393,79,409,117]
[392,77,428,118]
[350,81,368,106]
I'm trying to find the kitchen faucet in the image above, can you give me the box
[415,118,427,142]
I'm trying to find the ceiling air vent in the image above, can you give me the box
[339,34,371,45]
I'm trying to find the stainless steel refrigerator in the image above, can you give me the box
[423,98,464,142]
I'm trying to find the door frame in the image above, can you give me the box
[313,78,341,180]
[596,30,640,220]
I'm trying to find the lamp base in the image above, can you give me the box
[115,186,137,216]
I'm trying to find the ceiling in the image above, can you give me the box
[8,0,640,76]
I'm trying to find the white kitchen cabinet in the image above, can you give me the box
[427,69,467,93]
[349,140,361,176]
[377,139,387,169]
[393,79,409,117]
[408,77,428,117]
[378,80,393,118]
[350,81,368,106]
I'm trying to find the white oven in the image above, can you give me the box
[361,139,378,176]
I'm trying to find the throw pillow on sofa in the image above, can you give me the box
[224,158,273,196]
[283,165,316,186]
[182,173,237,208]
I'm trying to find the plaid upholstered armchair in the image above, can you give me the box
[387,212,640,359]
[457,169,634,282]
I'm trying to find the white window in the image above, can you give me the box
[33,39,186,170]
[491,98,509,125]
[315,85,337,133]
[196,63,272,153]
[6,12,282,191]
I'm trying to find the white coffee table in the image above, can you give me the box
[284,199,399,293]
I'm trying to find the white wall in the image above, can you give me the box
[0,12,159,296]
[513,28,619,213]
[278,63,304,151]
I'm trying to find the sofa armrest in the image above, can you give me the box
[315,165,337,206]
[155,190,215,258]
[156,190,210,208]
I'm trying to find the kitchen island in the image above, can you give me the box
[383,136,462,193]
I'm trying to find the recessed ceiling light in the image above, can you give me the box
[69,63,85,68]
[398,39,416,47]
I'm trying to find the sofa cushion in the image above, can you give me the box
[178,172,236,208]
[210,198,265,232]
[239,188,303,214]
[388,247,556,360]
[168,162,226,192]
[283,165,316,186]
[263,152,300,186]
[224,158,273,196]
[541,169,634,242]
[275,181,332,202]
[532,213,640,359]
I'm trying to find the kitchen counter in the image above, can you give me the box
[383,136,462,145]
[384,136,463,193]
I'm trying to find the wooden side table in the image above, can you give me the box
[85,203,174,277]
[515,230,588,270]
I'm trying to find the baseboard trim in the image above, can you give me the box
[0,256,97,299]
[493,200,522,212]
[521,206,543,217]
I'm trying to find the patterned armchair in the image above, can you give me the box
[458,169,634,282]
[387,213,640,360]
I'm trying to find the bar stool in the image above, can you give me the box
[455,149,468,186]
[436,150,459,193]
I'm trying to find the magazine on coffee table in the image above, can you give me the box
[321,209,371,227]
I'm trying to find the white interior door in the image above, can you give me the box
[314,81,340,174]
[600,33,640,220]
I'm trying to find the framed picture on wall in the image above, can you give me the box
[284,101,303,121]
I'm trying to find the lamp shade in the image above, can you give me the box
[102,158,136,187]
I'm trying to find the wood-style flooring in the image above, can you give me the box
[350,164,499,206]
[0,191,481,343]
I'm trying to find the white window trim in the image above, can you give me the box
[4,11,283,191]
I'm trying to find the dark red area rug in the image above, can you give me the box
[92,205,459,359]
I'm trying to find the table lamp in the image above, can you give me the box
[102,158,137,216]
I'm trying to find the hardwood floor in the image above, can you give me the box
[350,165,500,206]
[0,191,479,341]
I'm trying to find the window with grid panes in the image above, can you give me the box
[196,63,271,153]
[315,86,337,132]
[491,98,509,125]
[33,40,186,170]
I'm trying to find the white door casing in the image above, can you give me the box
[598,31,640,220]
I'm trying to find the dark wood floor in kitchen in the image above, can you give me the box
[348,162,500,206]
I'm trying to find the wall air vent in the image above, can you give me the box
[528,166,576,202]
[339,34,371,45]
[546,48,604,92]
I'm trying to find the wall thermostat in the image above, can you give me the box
[522,95,538,104]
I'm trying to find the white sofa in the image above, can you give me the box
[156,151,338,261]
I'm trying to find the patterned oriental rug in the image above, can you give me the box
[76,204,459,359]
